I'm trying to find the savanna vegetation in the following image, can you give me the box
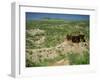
[26,18,89,67]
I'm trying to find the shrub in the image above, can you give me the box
[67,51,89,65]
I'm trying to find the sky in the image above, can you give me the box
[26,12,89,21]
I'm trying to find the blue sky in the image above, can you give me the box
[26,12,89,21]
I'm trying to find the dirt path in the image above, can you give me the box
[49,59,70,66]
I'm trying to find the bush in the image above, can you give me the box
[67,51,89,65]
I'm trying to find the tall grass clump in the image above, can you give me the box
[67,51,89,65]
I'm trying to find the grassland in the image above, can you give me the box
[26,19,89,67]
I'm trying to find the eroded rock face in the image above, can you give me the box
[66,33,86,43]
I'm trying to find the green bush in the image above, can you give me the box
[67,51,89,65]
